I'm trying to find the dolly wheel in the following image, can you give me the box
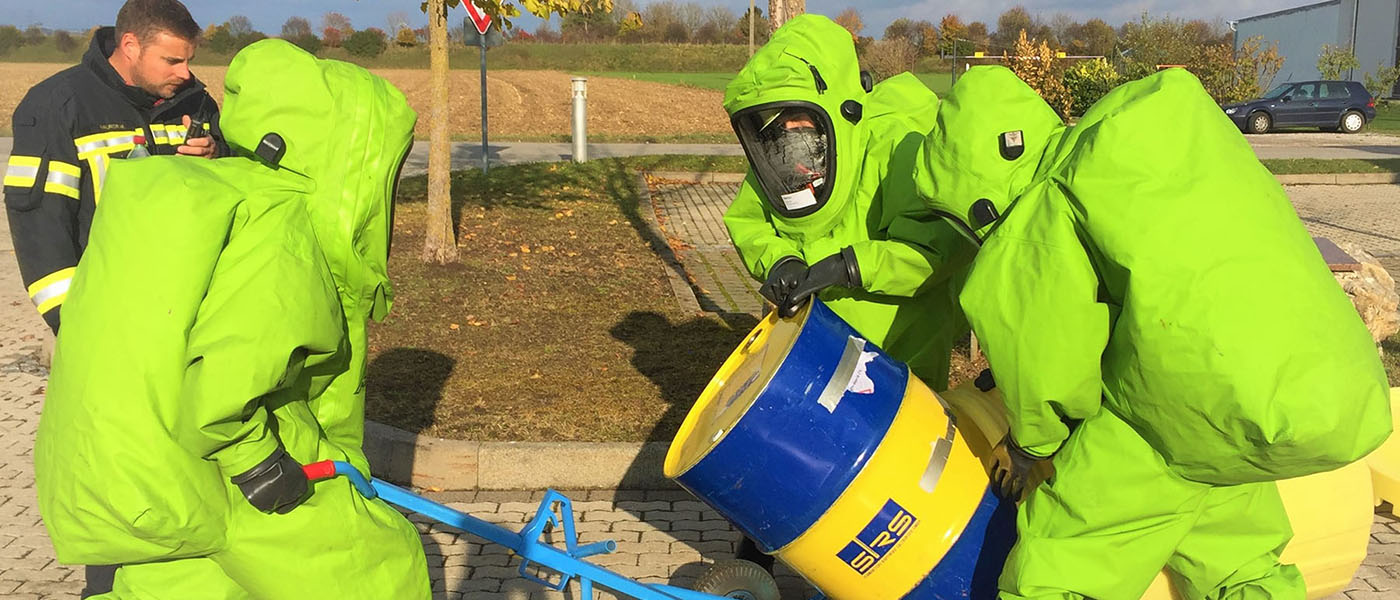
[692,559,780,600]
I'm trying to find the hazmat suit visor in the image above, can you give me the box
[732,103,835,218]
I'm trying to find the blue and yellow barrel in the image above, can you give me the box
[665,300,1015,599]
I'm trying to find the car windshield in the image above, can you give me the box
[1262,84,1292,99]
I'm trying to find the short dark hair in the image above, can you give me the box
[115,0,201,46]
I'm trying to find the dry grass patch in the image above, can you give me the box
[368,159,753,442]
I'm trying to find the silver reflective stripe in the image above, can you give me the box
[817,336,867,413]
[46,169,79,190]
[77,135,137,157]
[5,163,38,180]
[31,277,70,308]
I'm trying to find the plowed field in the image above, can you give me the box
[0,63,732,138]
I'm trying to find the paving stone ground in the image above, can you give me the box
[2,183,1400,599]
[648,182,764,316]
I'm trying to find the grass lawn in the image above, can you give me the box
[914,72,954,96]
[367,156,754,443]
[1372,102,1400,134]
[1262,158,1400,174]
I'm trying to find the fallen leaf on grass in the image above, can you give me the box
[449,323,460,330]
[608,220,618,225]
[505,275,517,281]
[521,244,531,253]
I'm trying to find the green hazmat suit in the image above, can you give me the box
[34,39,430,599]
[918,65,1390,598]
[722,14,973,390]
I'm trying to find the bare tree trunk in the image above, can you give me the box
[768,0,804,33]
[421,0,458,264]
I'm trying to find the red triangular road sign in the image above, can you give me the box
[464,1,492,35]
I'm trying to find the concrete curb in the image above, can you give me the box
[364,420,679,491]
[1277,172,1400,185]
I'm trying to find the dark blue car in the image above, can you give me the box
[1222,80,1377,134]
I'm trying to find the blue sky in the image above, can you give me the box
[0,1,1313,36]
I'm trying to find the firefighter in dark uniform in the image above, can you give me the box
[3,0,224,334]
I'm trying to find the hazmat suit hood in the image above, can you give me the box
[724,14,870,238]
[220,39,416,321]
[917,66,1064,244]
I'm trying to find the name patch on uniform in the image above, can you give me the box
[836,499,917,575]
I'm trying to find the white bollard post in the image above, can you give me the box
[571,77,588,163]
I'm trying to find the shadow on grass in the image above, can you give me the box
[608,311,759,444]
[366,348,456,435]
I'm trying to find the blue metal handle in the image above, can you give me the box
[314,462,734,600]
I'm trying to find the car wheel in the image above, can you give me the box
[1248,112,1271,134]
[1341,110,1366,133]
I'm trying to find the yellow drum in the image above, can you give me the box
[940,386,1374,600]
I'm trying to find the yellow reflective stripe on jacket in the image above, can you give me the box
[43,161,81,200]
[27,266,75,315]
[75,130,139,161]
[4,155,41,188]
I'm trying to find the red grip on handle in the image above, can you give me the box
[303,460,337,481]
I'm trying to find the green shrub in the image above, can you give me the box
[53,30,79,53]
[1062,58,1123,115]
[0,26,22,56]
[344,29,387,58]
[287,33,323,55]
[1364,63,1400,100]
[1317,44,1359,80]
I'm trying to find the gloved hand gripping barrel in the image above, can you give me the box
[665,300,1015,599]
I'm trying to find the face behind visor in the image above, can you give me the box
[733,103,836,218]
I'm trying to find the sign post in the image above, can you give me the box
[464,2,492,174]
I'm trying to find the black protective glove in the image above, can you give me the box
[989,435,1051,501]
[230,447,309,514]
[780,247,861,318]
[974,368,996,392]
[760,256,807,311]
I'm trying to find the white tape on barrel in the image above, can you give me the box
[919,398,958,493]
[818,336,875,413]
